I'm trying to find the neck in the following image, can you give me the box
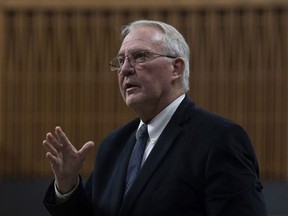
[134,91,185,123]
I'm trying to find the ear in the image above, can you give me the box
[171,57,185,80]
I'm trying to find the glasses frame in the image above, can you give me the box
[109,49,177,72]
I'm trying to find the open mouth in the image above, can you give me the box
[125,83,139,91]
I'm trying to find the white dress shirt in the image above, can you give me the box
[139,94,185,166]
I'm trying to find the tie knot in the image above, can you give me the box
[137,124,148,140]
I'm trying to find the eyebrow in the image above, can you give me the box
[117,48,152,57]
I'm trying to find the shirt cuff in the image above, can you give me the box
[54,177,80,202]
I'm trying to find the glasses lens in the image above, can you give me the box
[109,57,120,71]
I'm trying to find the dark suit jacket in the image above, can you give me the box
[44,96,267,216]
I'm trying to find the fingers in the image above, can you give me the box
[78,141,94,160]
[43,126,94,163]
[43,139,57,157]
[43,132,62,158]
[55,126,71,149]
[43,135,61,171]
[45,132,63,151]
[45,152,59,168]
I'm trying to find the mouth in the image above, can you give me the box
[124,83,139,91]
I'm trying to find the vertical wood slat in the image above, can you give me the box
[0,9,4,176]
[0,6,287,180]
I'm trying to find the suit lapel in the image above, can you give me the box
[106,131,137,212]
[95,120,139,216]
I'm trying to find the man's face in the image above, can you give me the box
[117,26,175,115]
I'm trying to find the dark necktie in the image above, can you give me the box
[125,124,149,194]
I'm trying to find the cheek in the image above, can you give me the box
[141,75,168,96]
[117,76,125,95]
[139,72,157,90]
[144,68,171,89]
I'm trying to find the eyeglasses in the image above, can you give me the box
[109,49,177,72]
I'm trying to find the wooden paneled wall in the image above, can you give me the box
[0,1,287,180]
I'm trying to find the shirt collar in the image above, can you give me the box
[137,94,185,141]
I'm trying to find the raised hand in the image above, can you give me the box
[43,126,94,194]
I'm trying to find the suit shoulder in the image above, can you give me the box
[96,118,139,154]
[104,118,139,141]
[179,100,248,141]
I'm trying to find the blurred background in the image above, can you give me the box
[0,0,287,215]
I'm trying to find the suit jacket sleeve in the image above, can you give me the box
[204,124,267,216]
[43,176,93,216]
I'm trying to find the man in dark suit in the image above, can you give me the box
[43,20,267,216]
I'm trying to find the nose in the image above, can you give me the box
[120,57,135,76]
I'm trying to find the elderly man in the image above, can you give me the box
[43,19,267,216]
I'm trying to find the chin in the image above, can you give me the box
[125,98,137,108]
[125,95,143,110]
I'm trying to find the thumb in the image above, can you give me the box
[78,141,94,160]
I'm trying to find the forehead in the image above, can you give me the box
[119,26,164,53]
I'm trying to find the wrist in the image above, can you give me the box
[55,175,79,194]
